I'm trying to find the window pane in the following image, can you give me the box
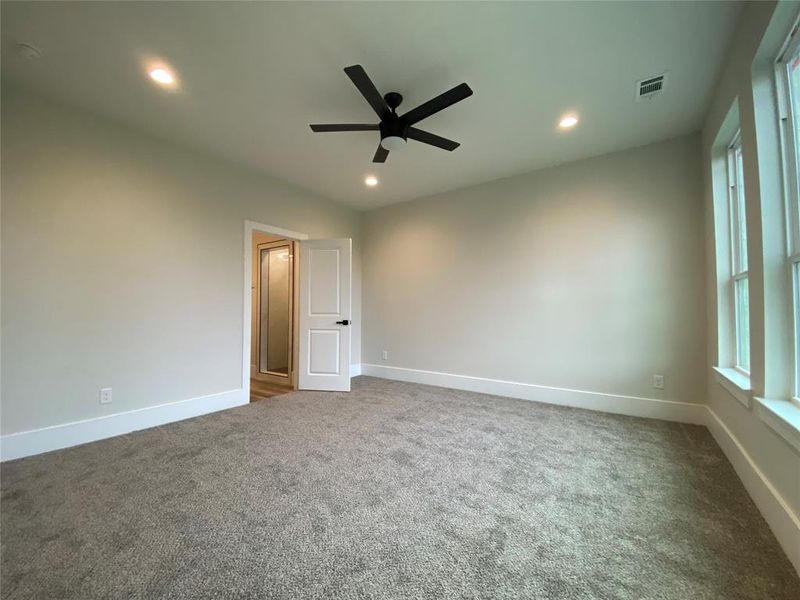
[789,49,800,170]
[735,276,750,372]
[795,262,800,398]
[734,146,747,272]
[788,50,800,251]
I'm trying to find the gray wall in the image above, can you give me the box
[0,85,362,435]
[362,134,706,404]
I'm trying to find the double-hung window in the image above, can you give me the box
[727,132,750,374]
[776,27,800,403]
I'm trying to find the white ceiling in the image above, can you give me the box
[1,1,742,210]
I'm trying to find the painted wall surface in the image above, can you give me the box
[363,134,706,405]
[0,85,362,435]
[701,0,800,518]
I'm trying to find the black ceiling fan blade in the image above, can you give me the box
[344,65,389,119]
[401,82,473,125]
[310,124,380,132]
[373,144,389,163]
[407,127,460,151]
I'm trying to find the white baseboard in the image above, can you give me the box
[350,363,362,377]
[361,364,706,424]
[705,407,800,576]
[0,389,247,462]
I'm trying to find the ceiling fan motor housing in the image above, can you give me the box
[379,118,408,142]
[379,117,408,151]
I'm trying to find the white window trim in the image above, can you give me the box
[713,366,752,408]
[755,397,800,454]
[776,26,800,259]
[775,22,800,405]
[726,132,750,375]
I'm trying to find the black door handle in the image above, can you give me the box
[335,319,350,326]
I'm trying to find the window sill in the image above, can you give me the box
[755,397,800,454]
[713,366,752,408]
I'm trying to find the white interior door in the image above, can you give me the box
[298,239,352,391]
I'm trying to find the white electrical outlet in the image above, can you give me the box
[381,350,388,361]
[99,387,113,404]
[653,375,664,390]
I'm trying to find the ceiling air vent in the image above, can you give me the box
[636,73,667,101]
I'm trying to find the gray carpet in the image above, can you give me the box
[1,376,797,599]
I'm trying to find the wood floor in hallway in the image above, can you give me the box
[250,377,293,402]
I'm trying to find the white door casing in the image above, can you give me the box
[298,238,352,391]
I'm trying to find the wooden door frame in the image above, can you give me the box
[242,221,308,401]
[254,239,295,385]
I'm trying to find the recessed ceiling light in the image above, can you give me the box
[365,175,378,187]
[559,114,579,129]
[148,67,175,87]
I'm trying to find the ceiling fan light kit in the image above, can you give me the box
[380,136,406,151]
[310,64,473,163]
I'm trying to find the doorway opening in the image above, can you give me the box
[245,222,308,402]
[242,220,352,400]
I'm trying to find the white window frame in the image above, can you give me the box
[726,131,750,376]
[775,23,800,406]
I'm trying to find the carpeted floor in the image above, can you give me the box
[1,376,797,599]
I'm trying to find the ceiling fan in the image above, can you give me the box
[310,65,473,163]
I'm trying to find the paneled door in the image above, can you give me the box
[298,239,352,391]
